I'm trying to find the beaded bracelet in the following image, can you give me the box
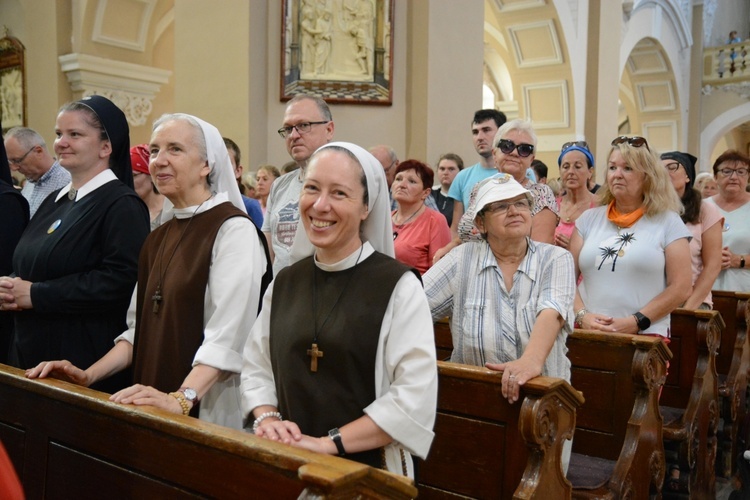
[252,411,282,433]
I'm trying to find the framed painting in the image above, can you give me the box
[0,35,26,133]
[280,0,395,105]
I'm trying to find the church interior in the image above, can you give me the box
[2,1,750,499]
[1,0,749,183]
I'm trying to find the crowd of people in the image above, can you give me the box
[1,95,749,481]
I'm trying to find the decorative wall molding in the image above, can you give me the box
[58,53,171,126]
[522,80,569,128]
[491,0,546,12]
[702,82,750,101]
[92,0,156,51]
[508,20,563,68]
[642,120,678,150]
[636,81,675,111]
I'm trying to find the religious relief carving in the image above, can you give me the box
[0,33,26,132]
[281,0,394,105]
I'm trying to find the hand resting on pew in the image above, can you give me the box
[424,175,574,405]
[485,308,565,404]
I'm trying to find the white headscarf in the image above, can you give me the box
[289,141,395,263]
[156,114,246,225]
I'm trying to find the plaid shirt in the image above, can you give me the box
[424,238,574,379]
[22,161,71,217]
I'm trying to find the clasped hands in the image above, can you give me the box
[0,276,33,311]
[579,312,639,334]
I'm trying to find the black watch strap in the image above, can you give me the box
[633,312,651,331]
[328,428,346,456]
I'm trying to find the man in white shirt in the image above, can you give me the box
[262,94,334,275]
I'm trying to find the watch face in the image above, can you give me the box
[182,388,198,402]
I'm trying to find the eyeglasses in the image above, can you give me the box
[277,121,329,138]
[611,136,650,151]
[719,167,749,177]
[8,145,38,165]
[483,199,531,215]
[664,162,681,172]
[496,139,534,157]
[561,141,590,151]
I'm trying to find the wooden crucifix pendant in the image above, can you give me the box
[152,289,163,314]
[307,343,324,372]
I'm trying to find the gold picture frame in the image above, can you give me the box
[0,34,26,133]
[280,0,395,105]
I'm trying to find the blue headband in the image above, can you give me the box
[558,145,594,168]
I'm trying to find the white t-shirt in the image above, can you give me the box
[706,197,750,292]
[261,170,304,275]
[576,206,691,337]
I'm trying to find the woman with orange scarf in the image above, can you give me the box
[569,136,691,337]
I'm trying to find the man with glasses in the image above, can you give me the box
[5,127,71,217]
[264,94,334,275]
[433,109,506,262]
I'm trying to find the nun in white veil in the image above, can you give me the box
[26,113,270,430]
[241,142,437,478]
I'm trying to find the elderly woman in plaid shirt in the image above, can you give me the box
[424,174,575,405]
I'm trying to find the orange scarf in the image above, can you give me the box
[606,200,645,228]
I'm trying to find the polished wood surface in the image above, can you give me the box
[567,330,671,499]
[418,360,583,499]
[661,308,723,498]
[0,364,416,499]
[712,290,750,477]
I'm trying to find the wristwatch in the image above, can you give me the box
[633,312,651,332]
[180,387,199,405]
[328,428,346,456]
[741,255,746,268]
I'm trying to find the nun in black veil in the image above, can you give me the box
[0,125,29,364]
[0,96,149,392]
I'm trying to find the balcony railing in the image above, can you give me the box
[703,41,750,85]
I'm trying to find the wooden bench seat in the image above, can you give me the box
[417,360,584,499]
[566,330,671,499]
[712,290,750,477]
[661,308,723,498]
[0,364,415,499]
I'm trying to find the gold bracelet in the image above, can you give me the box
[169,391,190,415]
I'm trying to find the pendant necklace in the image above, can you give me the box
[392,204,422,241]
[151,195,211,314]
[308,244,364,372]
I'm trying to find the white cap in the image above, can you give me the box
[465,174,533,227]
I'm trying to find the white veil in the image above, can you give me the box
[289,141,395,263]
[156,114,246,225]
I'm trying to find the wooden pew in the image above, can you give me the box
[434,317,453,361]
[0,364,415,499]
[660,308,723,498]
[418,361,584,499]
[566,330,671,499]
[712,290,750,477]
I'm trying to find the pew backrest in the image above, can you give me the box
[566,330,671,497]
[0,365,415,499]
[418,360,583,499]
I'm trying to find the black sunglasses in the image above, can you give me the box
[561,141,589,151]
[611,136,650,151]
[497,139,534,157]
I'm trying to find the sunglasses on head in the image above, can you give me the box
[497,139,534,157]
[561,141,590,151]
[611,136,650,151]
